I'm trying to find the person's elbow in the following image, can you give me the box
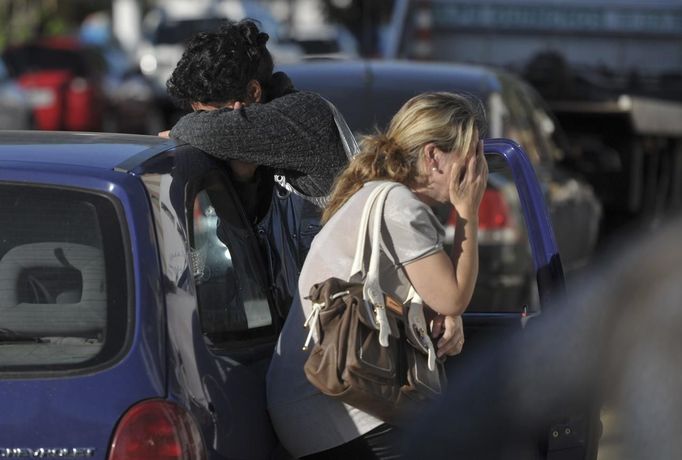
[405,252,475,316]
[435,284,472,316]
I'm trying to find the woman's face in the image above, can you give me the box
[427,131,479,204]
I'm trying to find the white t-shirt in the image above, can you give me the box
[266,180,445,457]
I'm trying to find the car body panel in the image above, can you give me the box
[485,139,565,304]
[284,60,498,135]
[0,131,173,170]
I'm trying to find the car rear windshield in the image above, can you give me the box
[0,183,129,373]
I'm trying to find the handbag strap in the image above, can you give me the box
[348,181,400,346]
[348,182,438,368]
[350,182,395,278]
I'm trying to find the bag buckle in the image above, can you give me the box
[302,302,324,351]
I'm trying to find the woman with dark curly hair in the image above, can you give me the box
[165,19,350,200]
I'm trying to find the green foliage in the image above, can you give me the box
[0,0,112,51]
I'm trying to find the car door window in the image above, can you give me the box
[0,184,129,372]
[190,173,276,346]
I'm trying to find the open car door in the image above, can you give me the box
[406,139,600,460]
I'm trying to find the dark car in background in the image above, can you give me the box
[281,60,602,312]
[2,37,161,134]
[0,131,582,458]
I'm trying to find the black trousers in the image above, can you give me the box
[300,424,402,460]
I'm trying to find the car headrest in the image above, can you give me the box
[0,242,106,336]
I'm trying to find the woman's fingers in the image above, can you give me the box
[430,315,444,339]
[435,315,464,357]
[437,336,465,357]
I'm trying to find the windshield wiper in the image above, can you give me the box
[0,328,44,343]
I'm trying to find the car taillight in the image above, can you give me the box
[447,188,520,244]
[478,188,511,230]
[108,400,206,460]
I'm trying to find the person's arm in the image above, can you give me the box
[169,91,342,174]
[404,140,487,317]
[403,141,487,358]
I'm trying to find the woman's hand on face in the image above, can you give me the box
[431,314,464,358]
[449,140,489,218]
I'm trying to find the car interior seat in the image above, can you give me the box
[0,242,106,337]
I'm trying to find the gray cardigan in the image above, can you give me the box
[169,91,348,197]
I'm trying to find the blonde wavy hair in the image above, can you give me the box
[322,91,485,223]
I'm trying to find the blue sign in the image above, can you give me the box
[432,2,682,35]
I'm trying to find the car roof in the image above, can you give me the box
[279,59,502,133]
[0,131,176,171]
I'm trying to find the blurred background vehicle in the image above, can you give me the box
[80,11,165,134]
[2,37,106,131]
[384,0,682,244]
[2,28,162,135]
[289,23,359,59]
[281,59,602,311]
[0,57,34,130]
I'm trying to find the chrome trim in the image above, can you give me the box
[0,447,95,458]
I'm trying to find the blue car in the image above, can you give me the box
[0,131,574,459]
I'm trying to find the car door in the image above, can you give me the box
[139,147,280,459]
[459,138,564,350]
[439,139,599,460]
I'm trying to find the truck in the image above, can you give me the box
[384,0,682,242]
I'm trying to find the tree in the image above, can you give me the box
[0,0,111,50]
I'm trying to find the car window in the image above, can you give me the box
[190,174,276,346]
[0,184,129,372]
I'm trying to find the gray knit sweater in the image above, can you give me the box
[169,91,348,197]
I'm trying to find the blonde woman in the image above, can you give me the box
[267,92,489,459]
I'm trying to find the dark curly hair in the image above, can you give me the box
[166,19,274,109]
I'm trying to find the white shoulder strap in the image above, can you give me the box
[349,182,399,279]
[347,182,400,347]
